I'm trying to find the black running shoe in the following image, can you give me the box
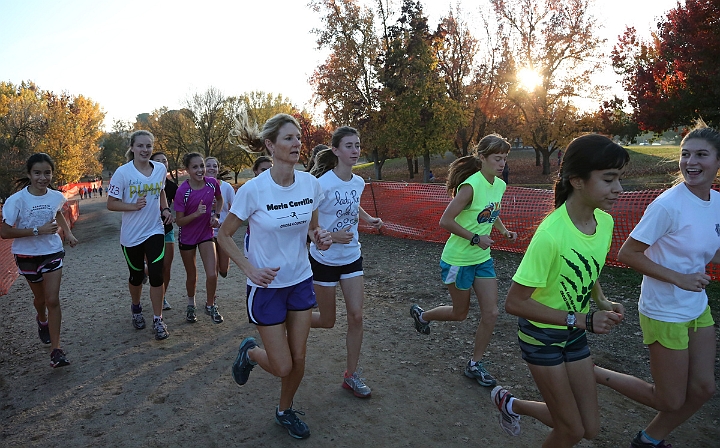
[37,316,51,344]
[275,406,310,439]
[206,304,223,324]
[50,348,70,368]
[410,304,431,334]
[186,305,197,323]
[232,337,257,386]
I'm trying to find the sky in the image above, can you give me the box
[0,0,681,130]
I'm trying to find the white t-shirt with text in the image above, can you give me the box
[2,187,66,255]
[309,170,365,266]
[229,170,323,288]
[107,160,166,247]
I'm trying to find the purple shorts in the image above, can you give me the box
[246,276,316,326]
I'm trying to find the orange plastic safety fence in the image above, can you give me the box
[358,181,720,280]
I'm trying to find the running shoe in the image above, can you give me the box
[132,312,146,330]
[630,431,673,448]
[410,304,430,334]
[491,386,521,436]
[232,337,257,386]
[37,316,51,344]
[50,348,70,368]
[186,305,197,323]
[162,298,172,310]
[342,370,372,398]
[205,304,224,324]
[464,360,497,387]
[275,406,310,439]
[153,318,169,340]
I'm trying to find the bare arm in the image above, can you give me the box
[492,217,517,241]
[0,218,58,239]
[55,210,78,247]
[359,206,383,229]
[210,194,223,228]
[159,190,174,224]
[175,200,207,227]
[617,236,710,292]
[505,281,623,335]
[107,195,146,212]
[308,209,332,250]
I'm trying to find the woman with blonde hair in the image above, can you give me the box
[219,113,332,439]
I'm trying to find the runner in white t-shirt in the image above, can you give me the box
[205,156,235,279]
[1,153,77,368]
[308,127,382,399]
[597,122,720,448]
[218,113,332,440]
[107,130,174,341]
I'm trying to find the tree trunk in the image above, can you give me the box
[235,171,239,184]
[414,158,419,174]
[535,148,541,166]
[423,150,431,182]
[542,152,552,175]
[372,149,383,180]
[406,156,414,179]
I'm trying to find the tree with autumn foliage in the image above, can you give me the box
[0,82,105,194]
[223,91,299,181]
[0,82,46,198]
[436,7,517,156]
[310,0,379,126]
[37,93,104,185]
[376,0,463,182]
[310,0,394,178]
[293,111,332,168]
[596,96,640,144]
[185,87,234,158]
[138,108,199,181]
[612,0,720,131]
[100,119,133,175]
[491,0,604,175]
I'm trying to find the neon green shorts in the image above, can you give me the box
[639,306,714,350]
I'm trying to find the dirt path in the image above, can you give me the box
[1,198,718,447]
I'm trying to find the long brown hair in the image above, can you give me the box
[446,134,510,197]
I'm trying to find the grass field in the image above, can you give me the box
[353,145,682,191]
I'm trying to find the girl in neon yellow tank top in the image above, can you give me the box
[410,134,517,388]
[492,134,628,447]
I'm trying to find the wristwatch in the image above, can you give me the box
[32,226,39,236]
[469,234,481,246]
[566,311,576,330]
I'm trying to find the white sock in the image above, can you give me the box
[507,397,520,417]
[418,313,428,324]
[154,315,162,321]
[188,296,196,306]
